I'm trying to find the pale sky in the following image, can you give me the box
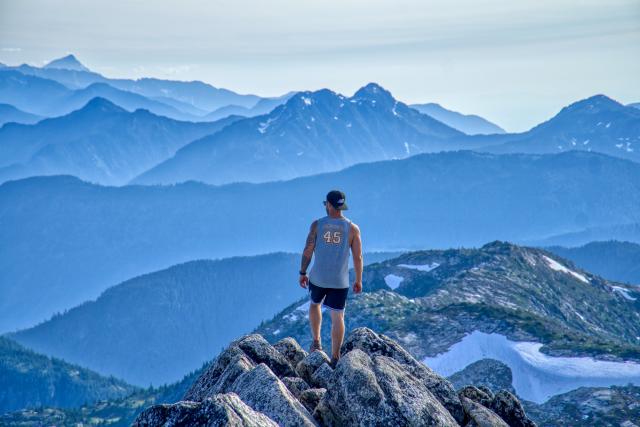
[1,0,639,131]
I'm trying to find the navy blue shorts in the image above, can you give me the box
[309,281,349,311]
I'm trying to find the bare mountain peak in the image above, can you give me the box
[353,82,395,104]
[44,54,90,72]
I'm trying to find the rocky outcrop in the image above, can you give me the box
[131,393,278,427]
[134,328,537,426]
[449,359,516,395]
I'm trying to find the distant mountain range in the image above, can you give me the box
[133,83,465,185]
[524,223,640,247]
[135,89,640,186]
[0,335,135,414]
[1,150,639,333]
[0,55,262,113]
[479,94,640,163]
[0,69,214,121]
[410,103,506,135]
[0,97,240,185]
[546,241,640,285]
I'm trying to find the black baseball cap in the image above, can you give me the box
[326,190,348,210]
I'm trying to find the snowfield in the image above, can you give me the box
[384,274,404,289]
[423,331,640,403]
[542,255,589,283]
[397,262,440,272]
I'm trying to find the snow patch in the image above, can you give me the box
[301,96,312,106]
[404,142,410,155]
[283,300,311,322]
[384,274,404,290]
[612,286,637,301]
[423,331,640,403]
[398,262,440,272]
[542,255,589,283]
[257,118,275,134]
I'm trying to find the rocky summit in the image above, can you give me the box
[133,327,536,426]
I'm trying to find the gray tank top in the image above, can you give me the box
[308,216,352,289]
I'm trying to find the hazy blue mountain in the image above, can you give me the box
[546,241,640,285]
[60,82,205,121]
[9,254,304,386]
[629,102,640,109]
[0,70,71,116]
[134,83,464,185]
[148,94,210,117]
[523,223,640,247]
[0,336,136,414]
[2,150,639,332]
[204,92,296,121]
[0,97,240,185]
[0,70,212,121]
[410,102,505,135]
[43,54,90,72]
[1,55,263,113]
[480,94,640,163]
[0,103,42,127]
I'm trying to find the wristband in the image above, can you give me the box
[299,271,307,276]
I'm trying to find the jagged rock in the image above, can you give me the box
[300,388,326,413]
[139,329,536,427]
[296,350,331,384]
[323,349,459,426]
[459,385,493,408]
[310,363,333,389]
[184,345,248,400]
[184,334,297,401]
[282,376,310,399]
[235,334,296,378]
[490,390,537,427]
[460,396,509,427]
[477,386,495,399]
[229,363,317,427]
[312,397,338,426]
[341,327,465,423]
[132,393,278,427]
[274,337,308,367]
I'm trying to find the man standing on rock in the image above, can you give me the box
[299,190,363,367]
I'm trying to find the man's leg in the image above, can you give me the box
[329,309,345,360]
[309,302,322,344]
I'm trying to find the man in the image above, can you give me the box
[299,190,363,367]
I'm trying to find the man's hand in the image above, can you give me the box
[300,274,309,288]
[353,281,362,294]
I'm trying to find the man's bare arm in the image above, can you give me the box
[301,220,318,273]
[351,223,363,292]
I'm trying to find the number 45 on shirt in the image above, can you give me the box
[323,230,342,244]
